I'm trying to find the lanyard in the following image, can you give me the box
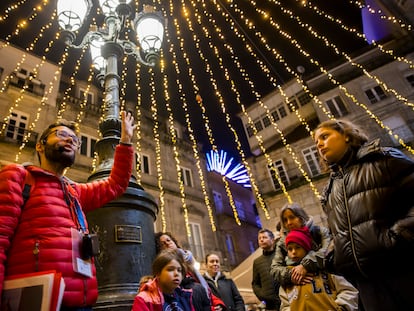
[62,178,87,233]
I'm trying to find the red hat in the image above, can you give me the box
[285,227,312,252]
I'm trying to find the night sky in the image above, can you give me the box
[0,1,369,160]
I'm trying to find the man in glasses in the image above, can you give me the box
[0,111,136,311]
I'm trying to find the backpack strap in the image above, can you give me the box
[22,168,35,207]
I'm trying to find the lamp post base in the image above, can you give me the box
[86,173,158,310]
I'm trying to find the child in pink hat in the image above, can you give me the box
[279,227,359,311]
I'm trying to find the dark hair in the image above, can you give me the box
[315,119,369,170]
[152,249,186,276]
[37,120,80,163]
[258,228,274,240]
[154,232,181,254]
[280,202,309,231]
[205,253,220,264]
[276,221,282,232]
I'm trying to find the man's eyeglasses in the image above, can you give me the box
[50,129,81,148]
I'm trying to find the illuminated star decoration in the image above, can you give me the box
[206,150,251,188]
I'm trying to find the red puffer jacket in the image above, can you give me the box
[0,144,133,307]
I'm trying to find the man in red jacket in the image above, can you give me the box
[0,111,136,310]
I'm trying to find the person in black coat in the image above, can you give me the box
[203,253,245,311]
[315,119,414,311]
[252,229,281,311]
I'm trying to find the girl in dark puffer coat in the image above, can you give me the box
[315,119,414,311]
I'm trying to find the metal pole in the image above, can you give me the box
[86,41,158,311]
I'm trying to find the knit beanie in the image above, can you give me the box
[285,227,312,252]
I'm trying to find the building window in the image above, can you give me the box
[262,115,271,128]
[383,115,414,145]
[364,85,387,104]
[302,146,321,177]
[225,234,236,266]
[79,88,94,105]
[137,154,150,174]
[325,96,349,118]
[268,159,290,190]
[287,96,299,112]
[180,166,193,187]
[234,200,246,221]
[9,69,45,96]
[271,104,287,122]
[297,91,312,106]
[188,222,204,262]
[173,126,182,139]
[6,111,28,141]
[405,74,414,87]
[213,191,223,213]
[80,135,97,157]
[246,124,254,137]
[254,119,263,132]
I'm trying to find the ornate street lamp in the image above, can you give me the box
[56,0,163,309]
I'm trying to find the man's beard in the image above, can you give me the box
[44,144,75,168]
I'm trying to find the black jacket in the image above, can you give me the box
[203,272,245,311]
[321,140,414,279]
[252,248,280,309]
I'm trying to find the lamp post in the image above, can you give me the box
[57,1,163,309]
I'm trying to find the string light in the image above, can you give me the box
[178,2,249,224]
[162,2,217,233]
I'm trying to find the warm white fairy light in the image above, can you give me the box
[177,3,249,224]
[148,67,167,232]
[134,63,143,183]
[300,0,414,69]
[235,0,414,154]
[162,2,218,233]
[350,0,413,31]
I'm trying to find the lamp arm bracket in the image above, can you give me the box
[119,40,155,67]
[66,31,107,49]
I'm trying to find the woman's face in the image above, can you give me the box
[206,254,221,277]
[314,126,349,164]
[282,209,303,231]
[159,234,178,250]
[157,259,183,294]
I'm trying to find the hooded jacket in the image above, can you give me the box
[0,144,133,307]
[320,140,414,279]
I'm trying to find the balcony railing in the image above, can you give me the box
[0,122,38,147]
[8,72,46,97]
[57,94,102,116]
